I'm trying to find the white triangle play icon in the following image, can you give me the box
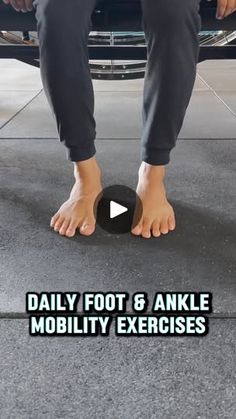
[110,201,128,219]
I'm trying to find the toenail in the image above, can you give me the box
[82,224,89,229]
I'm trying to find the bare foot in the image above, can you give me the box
[132,162,176,239]
[50,157,102,238]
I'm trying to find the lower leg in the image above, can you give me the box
[133,0,201,238]
[34,0,98,160]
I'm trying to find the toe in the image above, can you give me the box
[65,221,78,238]
[169,214,176,231]
[141,218,152,239]
[59,219,70,236]
[152,220,161,238]
[160,218,169,235]
[50,213,60,228]
[80,224,95,236]
[131,220,143,236]
[54,217,64,232]
[79,217,95,236]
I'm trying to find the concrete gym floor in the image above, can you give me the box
[0,59,236,418]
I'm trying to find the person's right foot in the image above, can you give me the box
[50,157,102,238]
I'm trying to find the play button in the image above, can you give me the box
[95,185,143,234]
[110,201,128,219]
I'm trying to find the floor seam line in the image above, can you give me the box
[197,74,236,118]
[0,90,42,92]
[0,89,43,130]
[0,315,236,320]
[0,138,236,141]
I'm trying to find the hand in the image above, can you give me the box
[216,0,236,19]
[2,0,33,12]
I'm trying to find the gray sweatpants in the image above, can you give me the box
[33,0,201,165]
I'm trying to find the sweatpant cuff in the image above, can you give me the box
[141,148,171,166]
[66,144,96,162]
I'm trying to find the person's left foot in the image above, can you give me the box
[132,162,176,239]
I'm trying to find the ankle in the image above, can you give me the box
[74,157,101,182]
[139,162,165,181]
